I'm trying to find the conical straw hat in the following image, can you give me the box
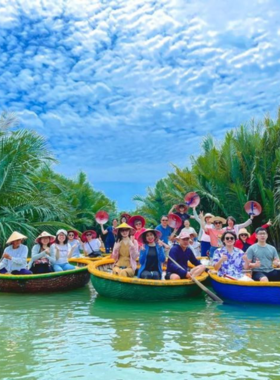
[6,231,27,244]
[115,223,134,230]
[35,231,55,243]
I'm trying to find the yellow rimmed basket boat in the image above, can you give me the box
[0,259,90,293]
[209,272,280,304]
[89,258,209,301]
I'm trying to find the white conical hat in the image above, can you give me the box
[6,231,27,244]
[35,231,55,243]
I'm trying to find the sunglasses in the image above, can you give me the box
[240,234,248,237]
[86,233,92,236]
[225,237,235,241]
[214,221,222,225]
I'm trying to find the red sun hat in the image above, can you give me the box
[175,203,189,212]
[81,230,97,242]
[184,192,200,207]
[67,230,79,239]
[137,229,162,245]
[128,215,146,228]
[95,210,109,225]
[244,201,262,216]
[167,213,183,229]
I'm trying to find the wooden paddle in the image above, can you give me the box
[167,255,223,303]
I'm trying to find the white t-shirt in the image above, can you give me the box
[0,244,28,272]
[181,227,197,236]
[84,239,101,254]
[51,243,71,265]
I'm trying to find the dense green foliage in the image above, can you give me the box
[134,110,280,249]
[0,112,116,250]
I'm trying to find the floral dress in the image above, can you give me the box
[213,247,245,278]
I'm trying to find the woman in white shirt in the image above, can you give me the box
[50,229,76,272]
[29,231,56,273]
[81,230,102,257]
[67,230,83,258]
[0,231,32,275]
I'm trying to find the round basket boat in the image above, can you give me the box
[209,272,280,305]
[89,258,209,301]
[0,259,90,293]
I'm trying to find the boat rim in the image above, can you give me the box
[89,258,208,287]
[209,272,280,287]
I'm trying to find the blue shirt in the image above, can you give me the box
[155,224,172,244]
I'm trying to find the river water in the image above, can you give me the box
[0,284,280,380]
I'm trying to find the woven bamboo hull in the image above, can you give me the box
[89,259,208,301]
[0,260,90,293]
[210,273,280,304]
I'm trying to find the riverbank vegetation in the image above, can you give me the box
[0,112,116,250]
[134,110,280,249]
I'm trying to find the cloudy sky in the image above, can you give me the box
[1,0,280,210]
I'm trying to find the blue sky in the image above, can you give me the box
[1,0,280,210]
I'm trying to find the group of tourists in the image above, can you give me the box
[1,200,280,284]
[0,228,104,275]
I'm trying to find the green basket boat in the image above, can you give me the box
[0,259,90,293]
[89,258,209,301]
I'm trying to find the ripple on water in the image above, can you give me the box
[1,287,280,379]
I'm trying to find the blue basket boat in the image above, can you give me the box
[209,272,280,305]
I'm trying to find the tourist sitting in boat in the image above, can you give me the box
[50,229,76,272]
[68,230,83,258]
[193,209,213,256]
[213,231,252,281]
[169,203,195,234]
[137,229,166,280]
[235,220,272,252]
[111,223,139,277]
[155,215,176,245]
[247,227,280,282]
[181,219,197,237]
[100,219,118,253]
[81,230,102,257]
[128,215,146,241]
[165,231,205,280]
[0,232,32,275]
[225,215,254,235]
[29,231,56,274]
[120,213,131,224]
[201,215,226,258]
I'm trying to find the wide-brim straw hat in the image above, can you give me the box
[81,230,97,242]
[67,230,79,239]
[209,216,227,224]
[175,203,189,212]
[128,215,146,228]
[204,213,214,220]
[6,231,27,244]
[238,228,251,238]
[137,229,162,244]
[35,231,55,244]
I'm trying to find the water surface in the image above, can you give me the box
[0,285,280,380]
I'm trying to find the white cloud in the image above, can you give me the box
[0,0,280,208]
